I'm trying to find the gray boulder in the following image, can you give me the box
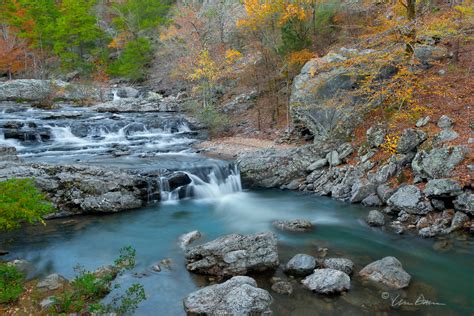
[414,44,448,64]
[450,211,469,231]
[396,129,426,154]
[179,231,202,250]
[412,146,466,179]
[272,219,313,232]
[359,256,411,289]
[361,194,383,207]
[284,254,317,276]
[321,258,354,275]
[436,129,459,142]
[376,184,395,203]
[387,185,433,215]
[350,179,376,203]
[423,179,462,198]
[437,115,453,129]
[0,146,19,161]
[183,276,273,315]
[416,116,430,127]
[301,269,351,294]
[307,158,327,172]
[326,151,341,166]
[185,232,279,277]
[366,210,385,227]
[338,143,354,160]
[367,124,386,148]
[454,192,473,215]
[37,274,68,291]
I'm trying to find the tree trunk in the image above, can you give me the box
[407,0,416,20]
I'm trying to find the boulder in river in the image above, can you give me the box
[301,268,351,294]
[366,210,385,227]
[179,230,202,250]
[387,185,433,215]
[359,256,411,289]
[321,258,354,275]
[183,276,273,315]
[184,232,279,277]
[284,254,316,276]
[272,219,313,232]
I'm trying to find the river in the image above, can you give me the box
[1,103,473,315]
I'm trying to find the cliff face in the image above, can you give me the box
[238,40,473,238]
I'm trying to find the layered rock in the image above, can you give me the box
[184,232,279,277]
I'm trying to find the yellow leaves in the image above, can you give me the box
[287,49,314,67]
[237,0,311,30]
[225,49,242,64]
[188,50,220,83]
[381,134,400,155]
[108,32,131,49]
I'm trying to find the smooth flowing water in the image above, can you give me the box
[1,103,473,315]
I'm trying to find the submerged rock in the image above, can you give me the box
[271,281,294,295]
[284,254,317,276]
[301,269,351,294]
[179,230,202,250]
[183,276,273,315]
[185,232,279,277]
[359,256,411,289]
[272,219,314,232]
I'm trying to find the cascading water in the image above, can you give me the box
[185,164,242,199]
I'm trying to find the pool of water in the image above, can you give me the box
[2,189,473,316]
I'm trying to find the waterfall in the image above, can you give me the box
[113,90,121,102]
[157,164,243,202]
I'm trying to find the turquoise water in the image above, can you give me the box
[2,189,473,315]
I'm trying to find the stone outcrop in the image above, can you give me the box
[184,232,279,277]
[92,93,183,113]
[183,276,273,315]
[0,159,153,217]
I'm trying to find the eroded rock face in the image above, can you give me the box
[0,161,149,216]
[359,256,411,289]
[237,145,326,188]
[184,232,279,277]
[183,276,273,315]
[301,269,351,294]
[284,254,316,276]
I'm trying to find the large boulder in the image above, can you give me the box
[301,269,351,294]
[290,48,374,142]
[183,276,273,315]
[423,179,463,198]
[321,258,354,275]
[387,185,433,215]
[237,145,325,188]
[184,232,279,277]
[414,44,448,65]
[37,274,68,291]
[454,192,473,215]
[284,254,316,276]
[412,146,466,179]
[366,210,385,227]
[396,129,426,154]
[359,256,411,289]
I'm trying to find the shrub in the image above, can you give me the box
[0,178,54,232]
[0,263,25,304]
